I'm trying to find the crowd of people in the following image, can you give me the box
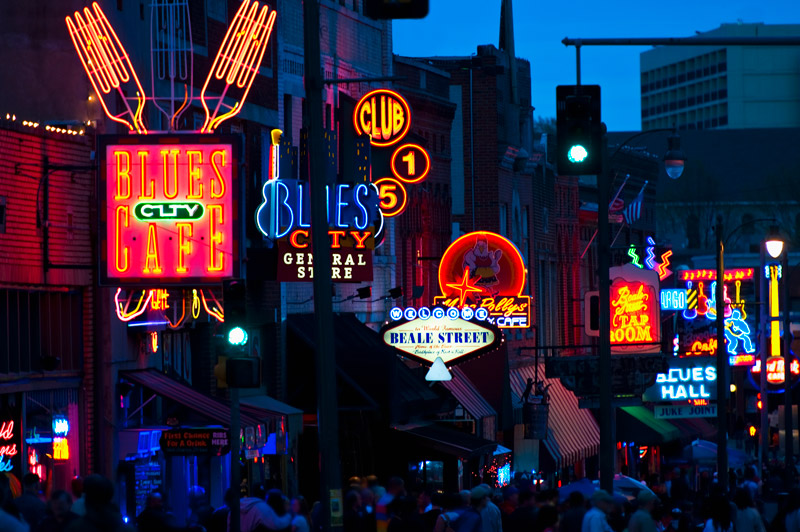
[2,467,800,532]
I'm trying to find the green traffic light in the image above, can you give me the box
[228,326,248,346]
[567,144,588,163]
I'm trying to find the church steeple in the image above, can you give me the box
[499,0,518,104]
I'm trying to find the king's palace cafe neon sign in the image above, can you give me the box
[100,136,240,284]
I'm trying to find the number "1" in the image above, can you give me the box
[402,150,415,176]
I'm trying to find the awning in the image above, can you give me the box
[510,364,600,469]
[441,367,497,421]
[618,406,680,445]
[122,369,285,428]
[394,424,497,459]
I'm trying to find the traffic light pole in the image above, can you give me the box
[715,219,728,491]
[598,136,614,493]
[230,387,241,532]
[783,250,793,481]
[303,1,343,530]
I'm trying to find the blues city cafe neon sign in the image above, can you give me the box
[381,311,501,367]
[99,136,241,285]
[642,357,717,402]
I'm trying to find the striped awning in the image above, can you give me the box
[510,363,600,468]
[441,367,497,421]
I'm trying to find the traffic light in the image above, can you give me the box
[222,279,247,350]
[556,85,602,175]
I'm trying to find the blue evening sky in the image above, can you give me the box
[393,0,799,131]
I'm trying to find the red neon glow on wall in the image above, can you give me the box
[103,142,236,283]
[679,268,754,282]
[353,89,412,147]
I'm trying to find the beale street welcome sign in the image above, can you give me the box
[380,313,501,366]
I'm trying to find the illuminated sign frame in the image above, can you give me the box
[643,356,717,402]
[609,264,661,353]
[99,135,242,286]
[353,89,412,147]
[380,312,502,366]
[434,231,531,329]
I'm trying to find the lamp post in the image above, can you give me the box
[597,129,685,493]
[765,228,794,480]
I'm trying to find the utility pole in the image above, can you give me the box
[598,136,614,493]
[715,218,728,491]
[783,250,793,481]
[303,1,343,531]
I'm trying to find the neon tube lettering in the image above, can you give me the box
[210,149,227,199]
[143,223,162,274]
[336,184,350,228]
[176,222,193,273]
[353,184,369,230]
[115,205,130,273]
[161,149,180,199]
[115,150,132,200]
[186,150,204,199]
[208,205,224,272]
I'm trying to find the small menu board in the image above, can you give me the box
[159,428,230,456]
[134,463,162,517]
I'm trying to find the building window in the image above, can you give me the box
[0,197,5,234]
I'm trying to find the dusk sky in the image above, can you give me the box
[393,0,799,132]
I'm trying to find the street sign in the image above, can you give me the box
[654,404,717,419]
[160,428,230,455]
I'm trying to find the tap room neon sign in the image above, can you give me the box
[608,264,661,353]
[100,136,241,285]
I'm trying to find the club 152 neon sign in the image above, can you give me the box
[101,137,239,285]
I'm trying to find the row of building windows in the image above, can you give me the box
[642,89,728,117]
[644,115,728,130]
[642,62,727,93]
[641,49,728,94]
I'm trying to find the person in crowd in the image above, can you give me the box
[422,492,444,532]
[208,489,237,532]
[506,490,537,532]
[344,489,367,532]
[350,478,364,491]
[498,487,518,519]
[70,478,85,518]
[433,493,464,532]
[35,490,77,532]
[387,496,425,532]
[450,488,485,532]
[628,491,658,532]
[734,487,765,532]
[669,470,690,508]
[740,468,759,501]
[187,486,214,530]
[783,488,800,532]
[0,473,29,532]
[361,489,377,532]
[561,492,585,532]
[267,488,292,532]
[66,474,134,532]
[581,490,613,532]
[135,491,178,532]
[477,485,502,532]
[376,478,405,532]
[702,494,733,532]
[237,484,292,532]
[15,473,47,529]
[291,496,312,532]
[536,505,559,532]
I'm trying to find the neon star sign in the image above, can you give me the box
[100,136,241,285]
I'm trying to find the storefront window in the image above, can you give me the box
[25,389,81,493]
[409,460,444,491]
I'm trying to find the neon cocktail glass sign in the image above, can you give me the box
[101,137,239,284]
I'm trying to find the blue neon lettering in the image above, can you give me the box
[297,184,311,228]
[336,184,350,228]
[275,181,293,238]
[353,184,369,230]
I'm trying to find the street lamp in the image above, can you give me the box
[597,128,685,494]
[766,226,785,259]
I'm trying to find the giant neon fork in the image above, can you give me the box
[66,2,148,133]
[200,0,276,133]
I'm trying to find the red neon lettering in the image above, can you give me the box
[330,230,346,248]
[0,421,13,440]
[208,205,224,272]
[210,149,227,199]
[176,222,193,273]
[161,149,180,199]
[115,150,132,200]
[290,230,309,249]
[143,223,163,274]
[115,206,130,273]
[138,150,154,199]
[350,231,370,249]
[187,150,204,199]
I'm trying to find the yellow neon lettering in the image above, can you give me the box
[208,205,224,272]
[114,150,132,200]
[393,99,405,136]
[402,150,415,176]
[137,150,155,199]
[176,222,193,273]
[187,150,203,199]
[210,149,227,199]
[380,95,391,140]
[161,149,180,199]
[143,223,162,274]
[114,205,130,272]
[360,100,372,136]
